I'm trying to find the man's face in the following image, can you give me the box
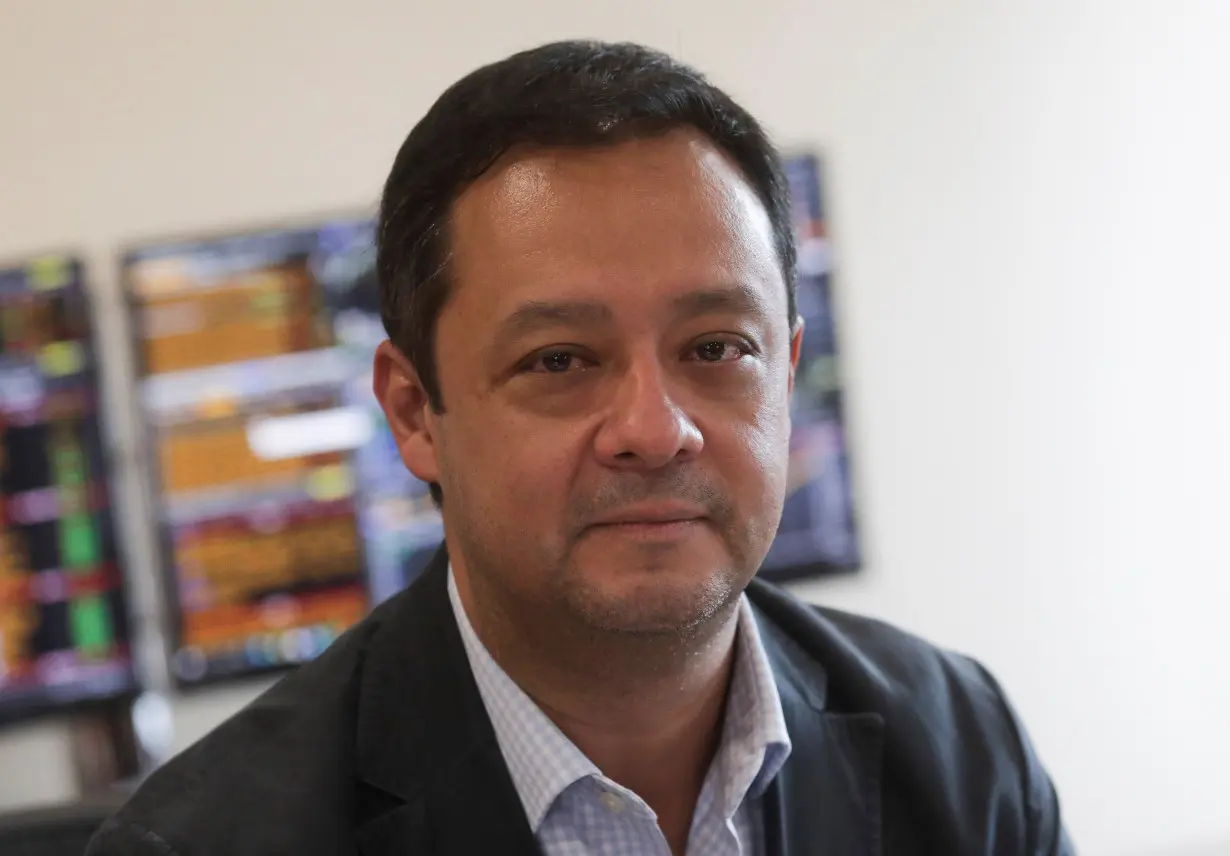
[376,130,801,636]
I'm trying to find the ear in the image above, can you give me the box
[372,340,442,486]
[787,315,806,396]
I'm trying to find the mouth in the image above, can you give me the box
[586,505,708,541]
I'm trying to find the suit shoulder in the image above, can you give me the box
[748,579,1069,851]
[814,602,1002,706]
[94,598,397,856]
[748,579,1022,758]
[762,592,1072,851]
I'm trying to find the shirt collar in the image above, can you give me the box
[448,568,599,829]
[713,585,793,812]
[447,565,792,829]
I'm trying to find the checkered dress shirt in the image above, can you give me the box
[448,569,793,856]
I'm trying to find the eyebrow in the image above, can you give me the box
[494,283,773,345]
[670,284,773,320]
[495,299,614,344]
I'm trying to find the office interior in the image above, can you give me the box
[0,3,1227,856]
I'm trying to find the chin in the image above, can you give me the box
[563,547,745,636]
[575,586,739,637]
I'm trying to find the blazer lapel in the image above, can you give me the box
[354,752,543,856]
[755,593,884,856]
[352,548,543,856]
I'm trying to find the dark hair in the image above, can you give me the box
[377,39,797,506]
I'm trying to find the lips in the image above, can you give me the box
[586,518,703,545]
[587,503,707,531]
[585,501,713,536]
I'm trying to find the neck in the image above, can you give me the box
[454,563,741,853]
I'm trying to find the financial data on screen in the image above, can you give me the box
[0,256,137,724]
[123,157,859,690]
[125,224,377,685]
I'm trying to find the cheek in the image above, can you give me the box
[713,383,793,502]
[732,419,791,493]
[441,407,582,518]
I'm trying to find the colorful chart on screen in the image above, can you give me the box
[125,223,380,686]
[0,256,137,725]
[122,157,859,689]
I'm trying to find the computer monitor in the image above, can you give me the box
[123,220,380,687]
[760,153,861,580]
[0,256,138,726]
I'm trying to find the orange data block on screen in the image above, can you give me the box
[0,602,37,673]
[139,267,327,374]
[157,422,342,494]
[179,587,367,650]
[175,506,362,609]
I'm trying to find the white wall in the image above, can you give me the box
[1,2,1228,854]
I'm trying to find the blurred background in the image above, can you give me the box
[0,2,1227,855]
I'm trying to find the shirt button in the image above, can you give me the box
[599,792,626,813]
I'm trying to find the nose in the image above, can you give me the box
[593,360,703,470]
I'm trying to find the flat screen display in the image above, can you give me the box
[0,256,138,725]
[124,155,861,690]
[124,222,378,686]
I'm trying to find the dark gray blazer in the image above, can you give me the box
[87,548,1074,855]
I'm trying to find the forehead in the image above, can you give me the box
[445,130,784,322]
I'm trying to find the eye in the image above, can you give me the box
[689,339,750,363]
[524,349,593,374]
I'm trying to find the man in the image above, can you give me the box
[89,40,1074,856]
